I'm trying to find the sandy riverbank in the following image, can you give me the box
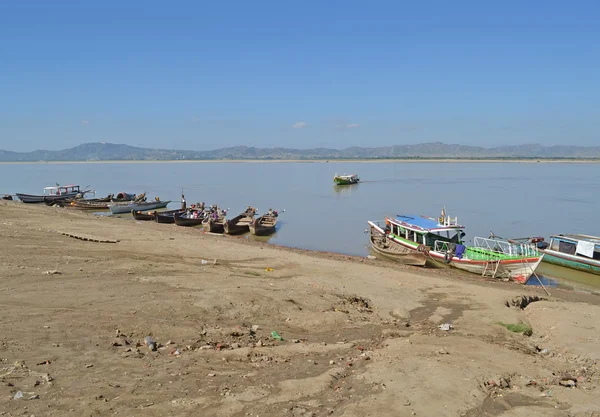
[1,201,600,416]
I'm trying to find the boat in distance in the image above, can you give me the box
[109,200,170,214]
[333,174,359,185]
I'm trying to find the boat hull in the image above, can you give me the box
[109,201,170,214]
[155,210,181,224]
[249,223,276,236]
[132,210,155,221]
[17,193,79,204]
[368,223,427,266]
[541,250,600,275]
[249,214,277,236]
[174,212,205,227]
[202,219,224,233]
[333,178,359,185]
[428,251,543,283]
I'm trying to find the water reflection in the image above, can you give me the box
[529,263,600,294]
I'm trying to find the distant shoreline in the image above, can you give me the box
[1,158,600,165]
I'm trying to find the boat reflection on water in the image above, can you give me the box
[527,263,600,294]
[247,232,277,244]
[333,184,359,196]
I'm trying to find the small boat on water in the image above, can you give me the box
[224,207,257,235]
[333,174,359,185]
[500,233,600,275]
[202,206,227,233]
[155,210,182,224]
[17,184,91,204]
[368,209,543,282]
[109,199,170,214]
[174,210,206,227]
[249,209,281,236]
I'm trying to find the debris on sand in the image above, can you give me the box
[44,270,62,275]
[438,323,453,331]
[505,295,546,309]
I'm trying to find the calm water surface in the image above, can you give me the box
[2,161,599,289]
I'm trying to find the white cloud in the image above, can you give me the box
[292,121,307,129]
[346,123,360,128]
[80,120,89,126]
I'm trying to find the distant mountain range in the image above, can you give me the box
[1,142,600,162]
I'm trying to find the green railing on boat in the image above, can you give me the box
[434,237,540,261]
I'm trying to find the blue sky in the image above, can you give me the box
[1,1,598,151]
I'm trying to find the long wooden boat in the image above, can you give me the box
[17,184,90,204]
[202,208,227,233]
[155,210,182,224]
[368,210,543,282]
[249,210,280,236]
[368,222,427,266]
[132,210,155,221]
[109,200,170,214]
[224,207,257,235]
[333,174,359,185]
[538,234,600,275]
[174,210,205,227]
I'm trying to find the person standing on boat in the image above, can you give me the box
[181,194,186,211]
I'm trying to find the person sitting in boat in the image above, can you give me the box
[155,196,160,202]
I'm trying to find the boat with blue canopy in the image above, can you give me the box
[368,208,543,282]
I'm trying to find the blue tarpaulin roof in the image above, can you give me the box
[392,214,464,233]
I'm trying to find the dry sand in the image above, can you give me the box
[1,200,600,416]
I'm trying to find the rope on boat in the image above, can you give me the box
[57,231,120,244]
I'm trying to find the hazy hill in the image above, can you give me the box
[1,142,599,162]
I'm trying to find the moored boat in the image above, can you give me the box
[368,209,542,282]
[224,207,257,235]
[174,210,206,227]
[539,234,600,275]
[155,210,182,224]
[109,199,170,214]
[249,209,281,236]
[17,184,91,204]
[202,207,227,233]
[368,222,427,266]
[132,210,155,221]
[333,174,359,185]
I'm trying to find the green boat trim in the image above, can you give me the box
[333,174,359,185]
[542,252,600,275]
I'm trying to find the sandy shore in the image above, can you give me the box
[1,201,600,416]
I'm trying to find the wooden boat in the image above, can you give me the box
[17,184,90,204]
[109,200,170,214]
[368,222,427,266]
[224,207,257,235]
[501,234,600,276]
[249,210,280,236]
[368,209,543,283]
[67,192,140,210]
[2,195,13,201]
[333,174,359,185]
[174,210,205,227]
[132,209,155,221]
[202,207,227,233]
[154,210,182,224]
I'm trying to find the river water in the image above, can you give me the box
[2,161,599,291]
